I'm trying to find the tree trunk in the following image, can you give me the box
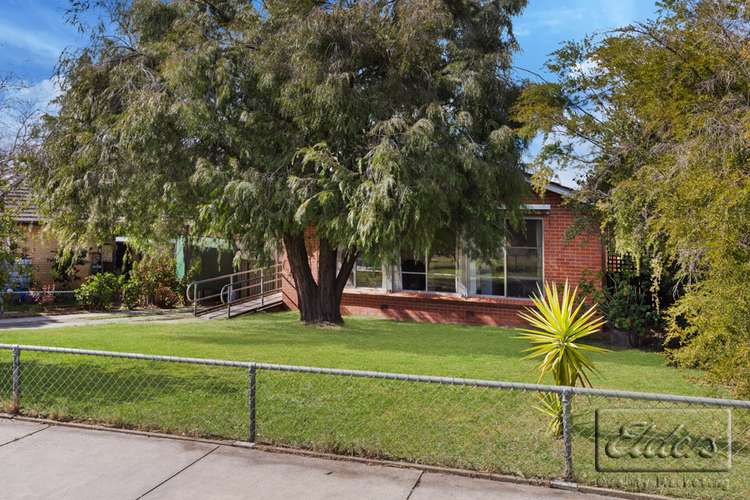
[283,233,358,325]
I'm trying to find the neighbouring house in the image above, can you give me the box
[280,180,605,327]
[4,180,126,289]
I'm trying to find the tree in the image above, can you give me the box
[1,74,37,294]
[514,0,750,395]
[30,0,529,324]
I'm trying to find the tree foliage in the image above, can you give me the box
[31,0,530,323]
[1,74,37,290]
[515,0,750,395]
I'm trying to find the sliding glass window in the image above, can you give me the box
[401,250,457,293]
[506,219,543,297]
[473,219,543,298]
[348,255,383,288]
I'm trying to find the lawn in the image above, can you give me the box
[0,311,745,499]
[0,311,716,394]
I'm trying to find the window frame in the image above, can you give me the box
[471,217,544,299]
[347,255,386,290]
[400,251,458,294]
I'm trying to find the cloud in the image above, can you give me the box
[515,0,643,39]
[0,78,62,148]
[573,58,600,78]
[0,20,66,62]
[514,7,588,36]
[10,78,63,113]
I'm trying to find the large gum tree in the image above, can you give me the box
[31,0,529,324]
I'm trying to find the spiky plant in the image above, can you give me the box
[517,281,608,435]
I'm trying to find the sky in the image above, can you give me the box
[0,0,660,183]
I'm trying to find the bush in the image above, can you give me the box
[666,263,750,398]
[517,281,607,435]
[50,249,87,286]
[30,284,57,306]
[121,280,141,310]
[75,273,122,311]
[154,286,180,309]
[581,268,674,347]
[125,255,183,309]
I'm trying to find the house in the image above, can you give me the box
[280,180,604,327]
[4,180,124,289]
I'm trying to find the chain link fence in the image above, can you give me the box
[0,343,748,499]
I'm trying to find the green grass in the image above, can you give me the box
[0,311,715,394]
[0,311,746,499]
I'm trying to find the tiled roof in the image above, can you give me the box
[3,172,41,223]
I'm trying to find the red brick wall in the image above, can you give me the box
[540,192,604,287]
[341,290,534,326]
[280,190,604,327]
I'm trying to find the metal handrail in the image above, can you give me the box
[188,264,282,317]
[220,275,279,305]
[185,266,277,302]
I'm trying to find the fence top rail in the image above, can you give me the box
[1,343,748,409]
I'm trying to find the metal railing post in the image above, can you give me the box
[260,269,264,307]
[227,275,234,319]
[248,365,257,444]
[11,345,21,413]
[561,389,573,482]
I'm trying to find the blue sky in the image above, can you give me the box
[0,0,659,181]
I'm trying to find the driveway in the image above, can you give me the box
[0,309,193,330]
[0,418,612,500]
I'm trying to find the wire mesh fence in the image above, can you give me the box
[0,343,748,499]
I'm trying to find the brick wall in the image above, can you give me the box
[539,191,604,287]
[280,190,604,327]
[17,223,115,288]
[340,290,534,326]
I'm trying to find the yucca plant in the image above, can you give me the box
[517,281,608,435]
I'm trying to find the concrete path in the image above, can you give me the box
[0,309,194,330]
[0,419,611,500]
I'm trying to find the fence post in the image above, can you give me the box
[260,269,264,307]
[11,345,21,413]
[561,389,573,482]
[248,364,257,444]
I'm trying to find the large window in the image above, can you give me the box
[475,258,505,296]
[348,255,383,288]
[506,219,543,297]
[401,251,457,293]
[474,219,543,298]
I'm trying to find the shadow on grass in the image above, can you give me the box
[0,359,248,440]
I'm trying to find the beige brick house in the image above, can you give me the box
[6,182,119,289]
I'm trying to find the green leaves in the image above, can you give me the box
[31,0,529,270]
[517,281,607,436]
[517,281,607,388]
[513,1,750,396]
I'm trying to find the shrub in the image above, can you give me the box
[581,268,674,347]
[154,286,180,309]
[30,284,57,306]
[124,255,183,309]
[75,273,122,311]
[50,249,87,286]
[121,280,141,310]
[666,263,750,398]
[517,281,607,435]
